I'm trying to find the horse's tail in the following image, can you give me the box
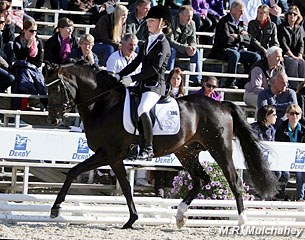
[222,101,278,198]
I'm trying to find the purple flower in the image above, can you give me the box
[207,166,213,172]
[211,194,217,199]
[205,184,211,190]
[188,184,193,190]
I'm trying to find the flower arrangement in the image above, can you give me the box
[171,161,255,201]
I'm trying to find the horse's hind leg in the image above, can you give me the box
[50,149,108,218]
[207,137,246,225]
[175,144,210,229]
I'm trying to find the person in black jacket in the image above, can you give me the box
[118,5,171,160]
[275,104,305,201]
[210,0,261,89]
[11,19,46,109]
[277,5,304,89]
[44,17,78,66]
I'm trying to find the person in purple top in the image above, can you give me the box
[194,76,222,101]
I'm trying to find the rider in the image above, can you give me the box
[117,5,172,160]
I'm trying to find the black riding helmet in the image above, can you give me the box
[146,5,172,28]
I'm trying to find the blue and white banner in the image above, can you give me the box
[1,128,305,171]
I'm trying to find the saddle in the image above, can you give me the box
[128,86,171,133]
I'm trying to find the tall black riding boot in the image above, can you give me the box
[137,112,154,161]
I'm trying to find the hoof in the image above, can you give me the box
[176,215,187,229]
[50,207,61,218]
[238,212,247,226]
[122,214,138,229]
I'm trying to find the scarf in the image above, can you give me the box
[260,17,269,29]
[21,34,38,58]
[288,122,301,142]
[60,37,71,60]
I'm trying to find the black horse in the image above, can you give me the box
[46,63,277,229]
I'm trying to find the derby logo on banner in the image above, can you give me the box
[290,149,305,170]
[71,137,92,161]
[9,134,31,157]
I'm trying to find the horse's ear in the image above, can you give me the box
[43,61,59,77]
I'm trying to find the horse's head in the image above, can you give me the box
[46,63,123,126]
[46,63,79,126]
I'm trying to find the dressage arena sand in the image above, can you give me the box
[0,223,302,240]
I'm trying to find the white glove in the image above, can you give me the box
[120,76,133,87]
[114,73,121,81]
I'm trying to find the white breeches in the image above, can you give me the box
[137,91,161,117]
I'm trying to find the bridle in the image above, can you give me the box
[46,74,75,112]
[46,73,122,113]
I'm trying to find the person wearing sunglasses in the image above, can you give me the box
[275,104,305,201]
[195,76,222,101]
[0,15,14,93]
[277,5,304,89]
[11,19,47,110]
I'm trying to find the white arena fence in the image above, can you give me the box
[1,194,305,227]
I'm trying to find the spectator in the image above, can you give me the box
[257,71,297,129]
[244,46,284,107]
[229,0,261,26]
[195,0,226,44]
[0,1,15,66]
[292,0,305,18]
[67,0,111,24]
[251,105,277,141]
[251,105,287,201]
[66,33,99,66]
[35,0,68,19]
[296,81,305,125]
[44,17,78,66]
[0,15,14,92]
[191,0,213,32]
[154,67,184,197]
[275,104,305,201]
[106,33,141,75]
[261,0,283,25]
[210,0,261,89]
[126,0,150,48]
[166,5,202,87]
[247,4,279,58]
[277,5,304,89]
[194,76,222,101]
[11,19,46,110]
[91,5,128,66]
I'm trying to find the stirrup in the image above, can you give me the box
[126,144,140,160]
[137,149,154,161]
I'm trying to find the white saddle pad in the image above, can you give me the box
[123,89,180,135]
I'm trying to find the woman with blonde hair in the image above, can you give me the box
[275,104,305,201]
[91,5,128,66]
[277,5,304,89]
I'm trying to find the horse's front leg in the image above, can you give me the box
[50,149,106,218]
[111,162,138,229]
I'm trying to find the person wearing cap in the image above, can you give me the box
[44,17,78,66]
[117,5,172,160]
